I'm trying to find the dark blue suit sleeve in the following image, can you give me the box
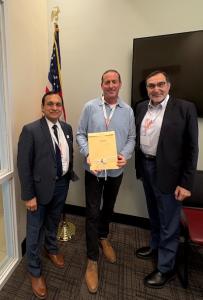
[17,126,36,201]
[180,102,199,190]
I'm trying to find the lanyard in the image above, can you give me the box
[101,96,117,180]
[144,106,162,134]
[51,126,61,150]
[102,96,117,129]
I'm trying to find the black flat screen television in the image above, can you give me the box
[131,30,203,117]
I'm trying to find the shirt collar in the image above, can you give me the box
[148,94,169,110]
[45,117,60,129]
[99,95,124,107]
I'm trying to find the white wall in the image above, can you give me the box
[4,0,203,245]
[47,0,203,218]
[5,0,49,244]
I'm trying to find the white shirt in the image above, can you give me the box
[46,118,69,175]
[140,95,169,156]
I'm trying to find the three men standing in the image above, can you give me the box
[17,91,76,299]
[17,69,198,296]
[134,70,198,288]
[76,70,135,293]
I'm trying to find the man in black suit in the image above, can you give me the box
[134,70,198,288]
[17,91,77,299]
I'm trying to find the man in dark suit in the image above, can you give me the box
[134,70,198,288]
[17,91,77,299]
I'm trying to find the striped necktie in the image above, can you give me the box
[52,124,62,178]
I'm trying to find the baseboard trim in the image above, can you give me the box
[64,204,150,229]
[21,238,26,257]
[21,204,150,256]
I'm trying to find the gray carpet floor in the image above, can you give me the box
[0,214,202,300]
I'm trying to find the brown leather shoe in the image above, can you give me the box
[46,252,65,268]
[100,239,116,263]
[85,259,98,293]
[30,275,47,299]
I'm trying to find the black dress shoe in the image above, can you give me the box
[135,247,157,259]
[144,269,176,288]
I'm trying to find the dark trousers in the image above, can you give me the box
[26,176,69,277]
[85,170,123,261]
[140,158,181,273]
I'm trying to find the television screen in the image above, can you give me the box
[131,30,203,117]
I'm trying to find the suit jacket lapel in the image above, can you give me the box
[60,122,70,143]
[158,96,174,143]
[137,101,148,131]
[136,101,148,148]
[40,117,56,160]
[139,101,148,122]
[60,122,72,163]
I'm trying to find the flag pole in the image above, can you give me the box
[50,6,76,241]
[51,6,60,23]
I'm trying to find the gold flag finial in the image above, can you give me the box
[51,6,60,23]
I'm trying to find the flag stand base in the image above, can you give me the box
[57,219,76,241]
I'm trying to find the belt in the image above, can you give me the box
[141,152,156,160]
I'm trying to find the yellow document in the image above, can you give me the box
[88,131,118,170]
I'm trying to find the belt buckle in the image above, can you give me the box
[146,154,155,160]
[142,152,156,160]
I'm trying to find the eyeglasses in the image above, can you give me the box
[146,81,167,89]
[46,101,62,107]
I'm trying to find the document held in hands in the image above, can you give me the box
[88,131,118,170]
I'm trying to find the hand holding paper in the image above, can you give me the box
[117,154,127,168]
[86,155,102,174]
[88,131,119,171]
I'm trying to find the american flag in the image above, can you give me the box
[46,23,66,121]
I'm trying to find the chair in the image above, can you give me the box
[179,170,203,288]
